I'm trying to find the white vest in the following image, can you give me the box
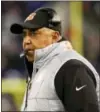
[21,42,100,111]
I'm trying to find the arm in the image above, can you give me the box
[55,59,99,112]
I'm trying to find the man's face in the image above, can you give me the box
[22,27,59,62]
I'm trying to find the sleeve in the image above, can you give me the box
[54,59,99,112]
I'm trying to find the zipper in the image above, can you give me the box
[24,78,31,111]
[24,59,36,111]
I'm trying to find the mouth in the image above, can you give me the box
[25,49,34,55]
[24,48,34,51]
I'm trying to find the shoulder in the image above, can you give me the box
[58,59,86,71]
[55,59,96,87]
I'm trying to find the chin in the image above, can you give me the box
[28,58,34,62]
[26,55,34,62]
[26,51,34,57]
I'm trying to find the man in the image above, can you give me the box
[10,7,100,112]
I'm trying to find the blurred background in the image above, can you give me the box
[1,1,100,111]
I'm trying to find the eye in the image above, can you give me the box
[31,32,36,36]
[22,31,26,37]
[31,31,40,37]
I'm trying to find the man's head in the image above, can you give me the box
[22,27,60,61]
[10,7,62,62]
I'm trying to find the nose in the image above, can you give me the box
[23,36,31,45]
[23,36,32,49]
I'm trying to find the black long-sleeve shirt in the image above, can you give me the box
[55,59,99,112]
[25,58,99,112]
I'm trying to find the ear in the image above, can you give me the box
[52,31,60,42]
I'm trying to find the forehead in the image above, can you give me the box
[23,27,54,33]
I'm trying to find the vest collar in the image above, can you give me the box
[33,41,70,69]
